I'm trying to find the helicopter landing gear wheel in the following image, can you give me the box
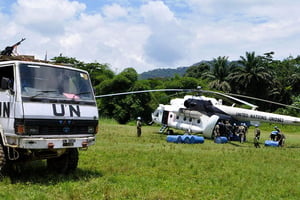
[167,129,174,135]
[47,148,78,173]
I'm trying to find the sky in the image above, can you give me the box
[0,0,300,73]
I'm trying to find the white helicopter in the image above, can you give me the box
[96,87,300,138]
[151,87,300,138]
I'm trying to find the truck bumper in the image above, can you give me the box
[6,135,96,149]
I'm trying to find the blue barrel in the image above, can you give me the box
[177,136,183,143]
[181,135,191,144]
[215,136,228,144]
[264,140,279,147]
[166,135,204,144]
[184,135,204,144]
[192,136,204,144]
[166,135,180,143]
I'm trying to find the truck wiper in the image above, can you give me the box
[30,90,57,99]
[70,91,91,100]
[75,91,91,96]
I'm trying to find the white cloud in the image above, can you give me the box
[11,0,85,35]
[102,3,128,20]
[140,1,193,67]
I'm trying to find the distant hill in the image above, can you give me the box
[139,67,188,79]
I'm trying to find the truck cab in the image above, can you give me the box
[0,57,98,173]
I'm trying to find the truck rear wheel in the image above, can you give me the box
[47,148,79,173]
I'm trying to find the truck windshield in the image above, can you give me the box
[19,64,94,102]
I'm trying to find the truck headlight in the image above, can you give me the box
[26,126,39,135]
[87,126,95,134]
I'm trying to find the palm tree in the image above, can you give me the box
[203,56,233,92]
[228,51,273,99]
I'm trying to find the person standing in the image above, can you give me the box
[254,124,261,148]
[137,117,142,137]
[213,123,220,141]
[238,124,246,143]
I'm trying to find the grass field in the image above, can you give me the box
[1,119,300,200]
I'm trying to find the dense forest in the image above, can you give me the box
[52,51,300,124]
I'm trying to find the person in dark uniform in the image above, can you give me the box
[137,117,142,137]
[277,132,286,147]
[254,124,261,148]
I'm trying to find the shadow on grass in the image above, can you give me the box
[285,145,300,149]
[3,161,103,185]
[227,142,243,147]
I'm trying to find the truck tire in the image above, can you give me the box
[0,143,6,177]
[47,148,78,173]
[67,148,78,171]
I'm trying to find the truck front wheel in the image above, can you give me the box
[47,148,79,173]
[0,143,6,177]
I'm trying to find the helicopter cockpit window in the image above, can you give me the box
[153,110,159,117]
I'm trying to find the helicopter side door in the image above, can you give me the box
[162,111,169,125]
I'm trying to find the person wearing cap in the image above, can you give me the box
[137,117,142,137]
[254,124,261,148]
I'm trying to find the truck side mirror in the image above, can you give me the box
[1,77,14,95]
[1,77,10,90]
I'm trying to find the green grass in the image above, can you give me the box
[1,121,300,199]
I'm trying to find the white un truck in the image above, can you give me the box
[0,56,98,174]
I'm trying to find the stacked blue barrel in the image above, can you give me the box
[166,135,204,144]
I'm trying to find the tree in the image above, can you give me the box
[97,68,154,123]
[203,56,233,92]
[228,52,273,98]
[184,62,210,79]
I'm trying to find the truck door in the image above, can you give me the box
[0,65,16,134]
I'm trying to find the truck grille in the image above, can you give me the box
[15,118,98,135]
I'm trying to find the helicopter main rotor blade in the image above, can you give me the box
[95,87,259,109]
[226,93,300,110]
[200,90,258,109]
[95,89,191,98]
[96,87,297,111]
